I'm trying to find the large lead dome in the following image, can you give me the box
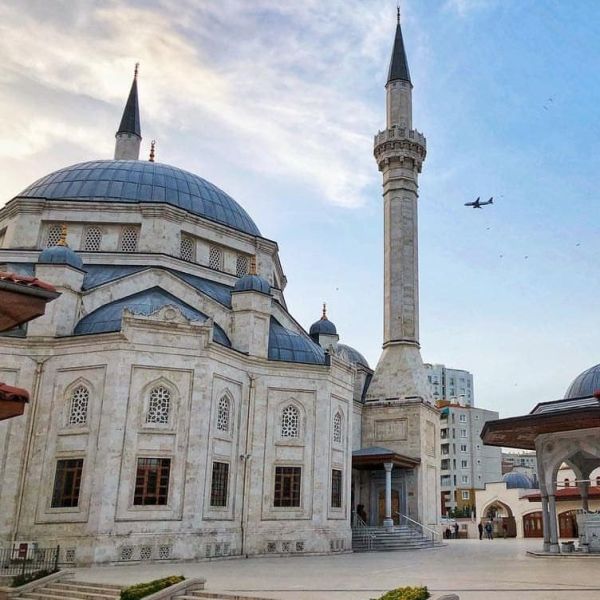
[16,160,261,237]
[564,363,600,399]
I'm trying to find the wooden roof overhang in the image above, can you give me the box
[481,406,600,451]
[0,383,29,421]
[352,447,420,470]
[525,486,600,502]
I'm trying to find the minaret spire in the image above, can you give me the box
[114,64,142,160]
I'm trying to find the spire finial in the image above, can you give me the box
[134,62,139,79]
[249,255,258,275]
[149,140,156,162]
[397,4,400,24]
[322,302,327,320]
[57,223,68,247]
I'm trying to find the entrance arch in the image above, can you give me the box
[482,500,517,537]
[523,511,543,538]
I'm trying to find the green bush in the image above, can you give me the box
[11,568,59,587]
[120,575,185,600]
[376,586,430,600]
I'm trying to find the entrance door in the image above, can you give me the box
[378,489,400,525]
[523,512,543,538]
[559,510,578,538]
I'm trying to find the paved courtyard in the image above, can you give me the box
[73,539,600,600]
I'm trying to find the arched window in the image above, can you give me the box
[146,385,171,424]
[46,224,62,247]
[564,478,570,488]
[332,412,342,444]
[217,396,230,432]
[83,227,102,251]
[209,246,223,270]
[180,235,195,262]
[120,227,139,252]
[281,405,299,438]
[68,385,89,426]
[236,254,248,277]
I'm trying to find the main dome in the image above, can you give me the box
[16,160,261,237]
[564,363,600,399]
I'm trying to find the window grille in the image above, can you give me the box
[281,405,299,438]
[68,385,89,426]
[83,227,102,251]
[120,227,138,252]
[332,412,342,444]
[210,461,229,507]
[46,224,62,247]
[274,466,301,507]
[209,246,223,270]
[236,254,248,277]
[217,396,230,432]
[146,386,171,424]
[180,235,195,262]
[331,469,343,508]
[134,457,171,505]
[51,458,83,508]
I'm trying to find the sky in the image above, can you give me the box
[0,0,598,418]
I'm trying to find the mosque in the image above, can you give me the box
[0,16,439,564]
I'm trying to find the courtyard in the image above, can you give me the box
[72,539,600,600]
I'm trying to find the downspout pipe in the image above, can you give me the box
[240,374,255,558]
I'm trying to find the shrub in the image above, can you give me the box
[11,568,59,587]
[376,586,430,600]
[120,575,185,600]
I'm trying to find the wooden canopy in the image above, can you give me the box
[352,446,420,470]
[0,383,29,421]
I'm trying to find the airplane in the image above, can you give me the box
[465,196,494,209]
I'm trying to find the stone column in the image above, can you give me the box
[548,494,560,553]
[540,494,551,553]
[383,462,394,529]
[579,481,590,512]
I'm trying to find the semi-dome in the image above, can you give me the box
[503,472,534,489]
[233,274,271,295]
[16,160,261,237]
[337,343,370,369]
[38,245,83,270]
[564,363,600,399]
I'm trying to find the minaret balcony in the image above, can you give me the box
[374,126,427,173]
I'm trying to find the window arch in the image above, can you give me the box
[68,385,89,426]
[332,412,343,444]
[217,396,231,432]
[281,405,300,438]
[146,385,171,425]
[209,246,223,270]
[83,227,102,251]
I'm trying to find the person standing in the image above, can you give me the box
[478,522,484,540]
[453,522,460,539]
[485,521,493,540]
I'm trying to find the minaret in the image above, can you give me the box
[366,10,430,402]
[114,64,141,160]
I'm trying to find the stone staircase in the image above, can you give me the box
[17,580,122,600]
[352,525,441,552]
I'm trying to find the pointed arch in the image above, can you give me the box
[216,391,233,433]
[281,404,300,439]
[64,377,93,427]
[332,410,343,444]
[142,377,178,426]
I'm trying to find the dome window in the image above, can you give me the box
[83,227,103,252]
[209,246,223,271]
[236,254,249,278]
[120,227,139,252]
[180,235,195,262]
[46,224,62,247]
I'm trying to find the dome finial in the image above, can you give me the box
[57,223,68,247]
[322,302,328,320]
[249,255,258,275]
[149,140,156,162]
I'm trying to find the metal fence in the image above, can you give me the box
[0,545,60,578]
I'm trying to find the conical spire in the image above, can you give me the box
[387,9,411,84]
[117,63,141,137]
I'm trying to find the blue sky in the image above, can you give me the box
[0,0,598,417]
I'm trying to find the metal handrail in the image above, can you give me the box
[352,513,375,551]
[395,512,440,543]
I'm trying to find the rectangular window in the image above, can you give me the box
[461,475,469,484]
[460,429,467,438]
[180,235,195,262]
[274,466,301,507]
[236,254,249,277]
[134,458,171,506]
[51,458,83,508]
[210,462,229,507]
[459,414,467,422]
[209,246,223,270]
[461,460,468,468]
[460,444,467,453]
[331,469,343,508]
[120,227,139,252]
[462,490,470,500]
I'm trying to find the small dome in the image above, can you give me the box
[337,343,370,368]
[564,363,600,399]
[233,274,271,295]
[38,245,83,270]
[503,472,534,489]
[309,304,337,337]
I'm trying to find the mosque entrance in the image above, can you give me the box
[523,512,544,538]
[559,510,579,538]
[378,489,400,525]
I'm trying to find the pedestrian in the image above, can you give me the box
[502,522,508,539]
[453,522,460,539]
[445,527,451,539]
[478,522,483,540]
[485,521,493,540]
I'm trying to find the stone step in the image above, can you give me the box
[63,581,123,591]
[19,591,119,600]
[43,583,122,599]
[182,592,277,600]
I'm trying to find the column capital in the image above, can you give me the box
[383,462,394,473]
